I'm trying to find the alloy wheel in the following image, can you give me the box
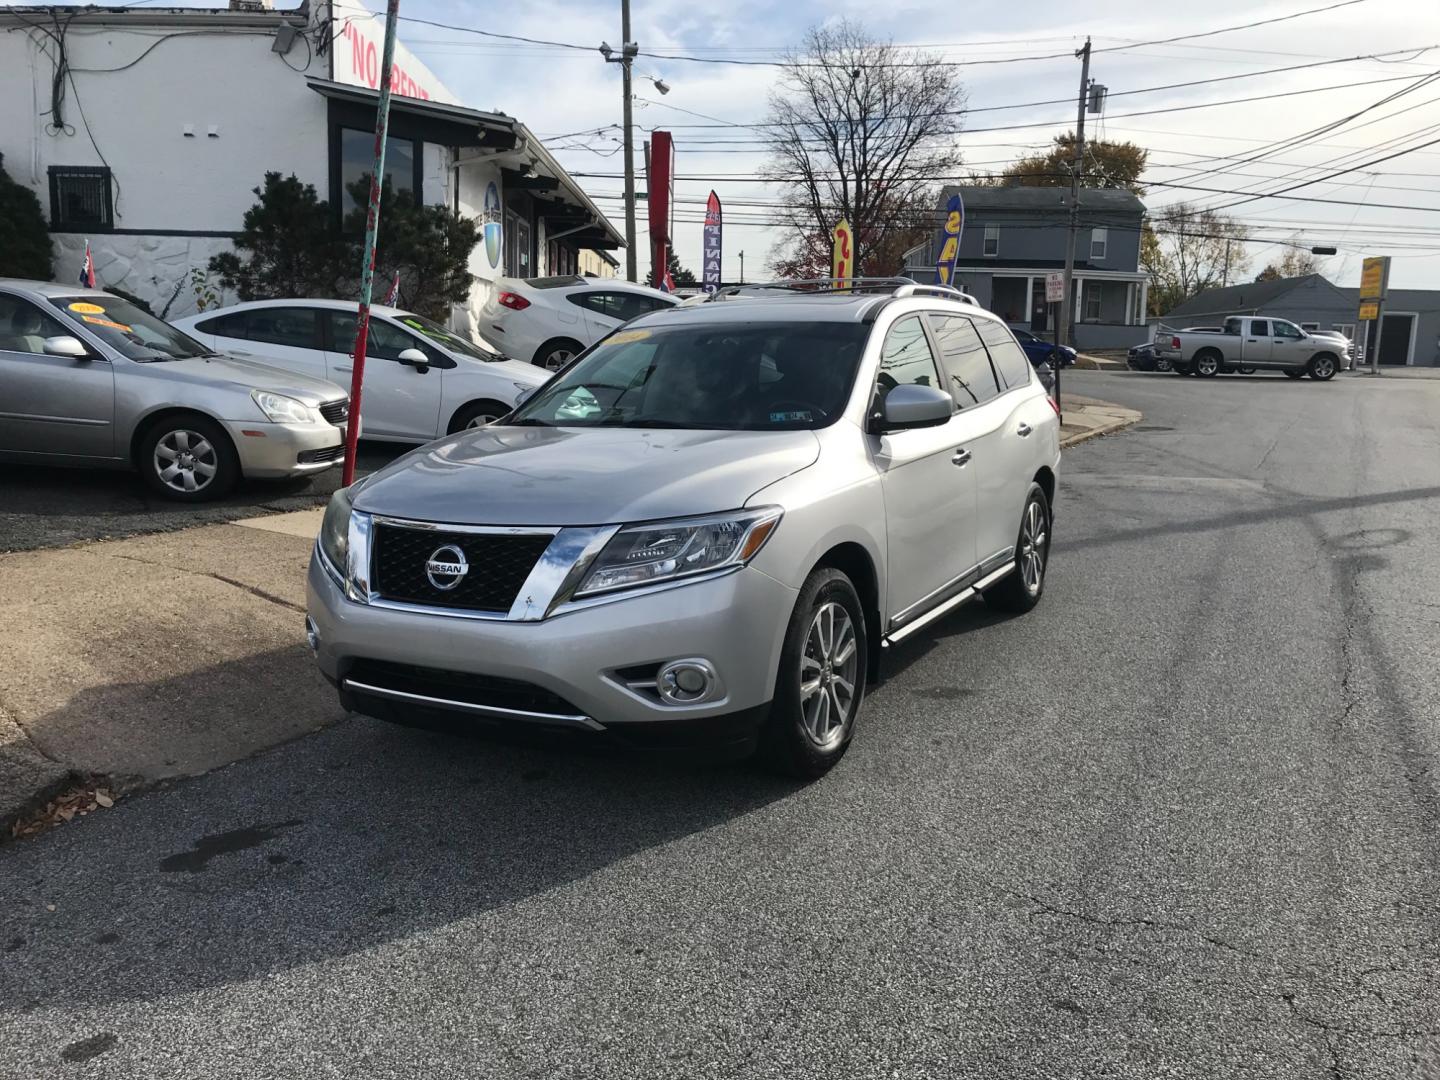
[153,429,218,494]
[1156,357,1172,372]
[1019,497,1048,595]
[544,348,574,370]
[465,413,499,429]
[1312,356,1336,378]
[1196,355,1219,376]
[799,601,858,750]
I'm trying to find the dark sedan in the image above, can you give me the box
[1012,328,1077,368]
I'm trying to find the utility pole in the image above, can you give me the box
[738,250,745,283]
[1222,238,1232,287]
[1059,37,1091,351]
[620,0,637,282]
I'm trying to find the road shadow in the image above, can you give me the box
[0,651,802,1011]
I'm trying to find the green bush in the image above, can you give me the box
[0,153,54,281]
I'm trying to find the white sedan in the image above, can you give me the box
[476,275,678,370]
[174,300,548,443]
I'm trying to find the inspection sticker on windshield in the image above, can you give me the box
[770,410,812,423]
[81,314,131,331]
[68,302,105,315]
[604,329,652,346]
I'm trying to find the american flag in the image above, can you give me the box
[383,270,401,306]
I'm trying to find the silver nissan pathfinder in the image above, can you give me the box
[307,281,1061,778]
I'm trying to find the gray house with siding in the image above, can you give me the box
[1158,273,1439,367]
[903,185,1150,350]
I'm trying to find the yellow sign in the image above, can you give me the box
[67,302,105,315]
[831,218,853,288]
[1358,301,1380,321]
[81,314,132,331]
[1359,256,1389,301]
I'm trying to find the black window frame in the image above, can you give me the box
[970,315,1034,393]
[927,312,1003,408]
[327,108,425,229]
[1249,319,1270,337]
[236,306,325,351]
[47,166,114,232]
[194,311,251,339]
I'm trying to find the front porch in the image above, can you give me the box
[982,270,1151,350]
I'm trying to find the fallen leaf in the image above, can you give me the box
[94,792,114,809]
[57,807,75,822]
[45,904,55,912]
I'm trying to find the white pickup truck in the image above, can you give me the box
[1154,316,1350,380]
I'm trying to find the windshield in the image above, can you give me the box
[391,312,505,362]
[50,295,213,361]
[506,320,869,430]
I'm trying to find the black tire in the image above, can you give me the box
[1283,369,1305,379]
[1193,349,1222,377]
[984,483,1052,614]
[447,398,512,434]
[1155,356,1173,373]
[136,413,239,502]
[1308,353,1338,381]
[1238,365,1257,375]
[758,567,868,780]
[532,337,582,371]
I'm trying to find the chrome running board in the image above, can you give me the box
[882,562,1016,648]
[342,678,605,731]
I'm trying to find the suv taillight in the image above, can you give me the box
[498,291,530,311]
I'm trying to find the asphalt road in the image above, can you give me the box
[3,370,1439,1078]
[0,441,407,553]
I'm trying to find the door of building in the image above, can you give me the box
[1379,313,1414,365]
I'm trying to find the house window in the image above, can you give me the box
[1084,282,1102,322]
[1090,228,1108,260]
[1300,322,1319,331]
[983,226,999,257]
[1333,323,1355,339]
[47,166,113,231]
[338,127,419,220]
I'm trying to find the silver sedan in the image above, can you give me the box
[0,279,351,501]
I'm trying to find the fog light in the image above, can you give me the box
[305,615,320,653]
[657,659,718,705]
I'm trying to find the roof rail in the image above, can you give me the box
[893,283,979,305]
[702,277,917,301]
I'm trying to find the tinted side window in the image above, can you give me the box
[245,307,319,350]
[195,312,248,338]
[326,311,434,363]
[973,318,1033,392]
[876,316,942,403]
[1249,319,1269,337]
[0,295,71,355]
[929,314,1001,405]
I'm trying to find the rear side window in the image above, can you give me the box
[1250,319,1270,337]
[928,314,1001,406]
[972,318,1033,391]
[244,307,320,350]
[195,312,249,338]
[876,316,942,404]
[325,310,433,363]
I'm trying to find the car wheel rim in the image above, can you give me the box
[465,413,498,429]
[1315,358,1334,377]
[1198,357,1217,375]
[153,429,217,493]
[1157,358,1171,371]
[545,349,573,370]
[799,601,858,750]
[1020,498,1048,595]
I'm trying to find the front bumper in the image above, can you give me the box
[224,420,345,478]
[306,553,796,739]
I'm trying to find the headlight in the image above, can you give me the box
[318,485,354,581]
[252,390,314,425]
[576,508,782,598]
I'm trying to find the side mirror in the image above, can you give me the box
[43,335,91,359]
[514,386,537,407]
[876,384,953,432]
[397,347,430,372]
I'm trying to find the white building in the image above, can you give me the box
[0,0,624,338]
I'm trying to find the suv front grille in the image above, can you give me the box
[371,524,552,612]
[346,658,583,717]
[319,399,349,425]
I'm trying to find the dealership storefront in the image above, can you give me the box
[0,0,622,338]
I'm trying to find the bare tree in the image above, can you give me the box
[764,21,966,276]
[1143,202,1250,316]
[1255,237,1325,282]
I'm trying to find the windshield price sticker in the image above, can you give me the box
[81,314,132,332]
[68,302,106,315]
[604,329,653,346]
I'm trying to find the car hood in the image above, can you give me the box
[149,354,347,404]
[353,426,822,526]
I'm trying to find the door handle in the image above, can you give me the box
[334,366,352,374]
[951,448,972,467]
[1017,422,1032,437]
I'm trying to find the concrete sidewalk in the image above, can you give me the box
[2,393,1140,837]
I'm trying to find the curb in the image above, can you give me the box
[1060,413,1141,449]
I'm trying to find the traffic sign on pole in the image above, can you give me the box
[1045,272,1065,304]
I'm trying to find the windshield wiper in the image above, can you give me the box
[506,417,553,427]
[616,418,695,429]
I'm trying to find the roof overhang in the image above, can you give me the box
[307,77,517,149]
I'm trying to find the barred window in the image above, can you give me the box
[47,166,113,231]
